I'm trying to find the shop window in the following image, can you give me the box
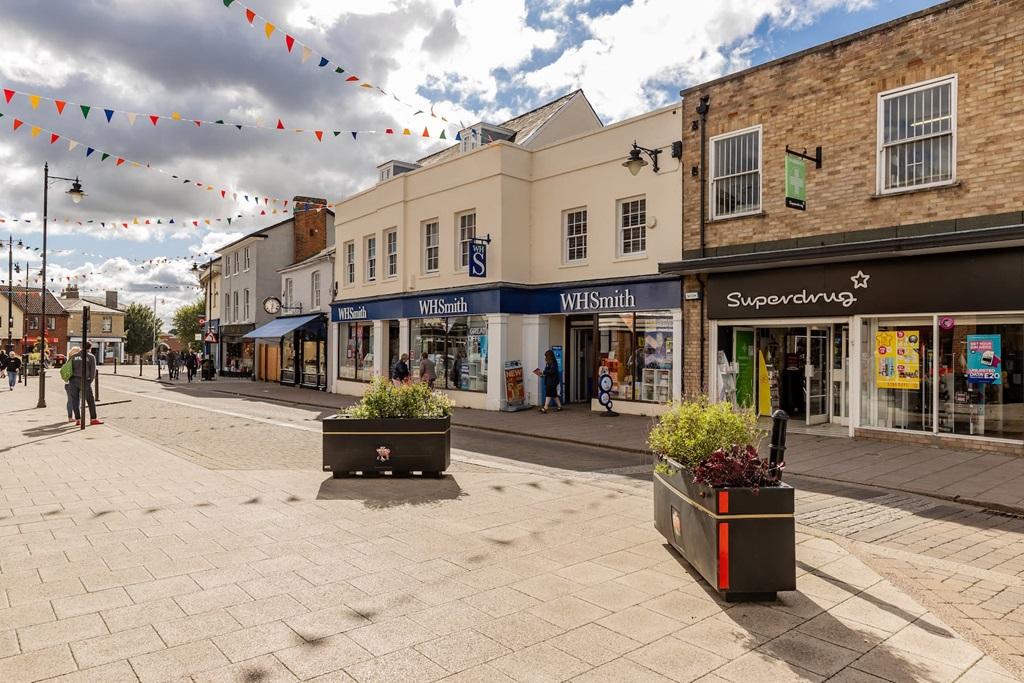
[860,318,933,433]
[564,208,587,263]
[365,236,377,282]
[423,220,439,273]
[878,75,956,193]
[937,315,1022,442]
[597,311,673,403]
[617,197,646,256]
[385,229,398,278]
[344,241,355,285]
[457,212,476,271]
[710,126,761,219]
[282,337,296,384]
[410,316,488,392]
[338,322,374,381]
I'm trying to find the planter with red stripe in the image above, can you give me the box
[653,458,795,602]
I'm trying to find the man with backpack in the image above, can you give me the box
[69,343,102,426]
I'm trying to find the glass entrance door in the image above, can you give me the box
[806,327,830,425]
[831,324,850,425]
[571,327,594,403]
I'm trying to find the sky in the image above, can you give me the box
[0,0,940,322]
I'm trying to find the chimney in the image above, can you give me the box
[292,196,328,264]
[105,290,118,310]
[62,285,79,300]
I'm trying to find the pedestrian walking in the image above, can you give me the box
[166,350,178,380]
[0,349,8,376]
[69,343,102,426]
[392,353,411,385]
[6,352,21,390]
[538,349,563,414]
[184,351,197,383]
[418,352,436,389]
[61,347,79,422]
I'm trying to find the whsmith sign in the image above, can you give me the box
[707,250,1024,319]
[330,279,680,322]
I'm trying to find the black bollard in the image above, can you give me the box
[769,409,788,477]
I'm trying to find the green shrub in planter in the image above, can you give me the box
[343,377,453,419]
[648,397,762,472]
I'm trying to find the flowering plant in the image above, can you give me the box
[691,444,783,492]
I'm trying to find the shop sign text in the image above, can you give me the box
[336,306,368,320]
[725,271,869,311]
[418,297,469,316]
[560,288,636,312]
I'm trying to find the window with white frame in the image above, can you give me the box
[710,126,761,219]
[365,236,377,282]
[102,316,112,333]
[617,197,646,256]
[312,271,321,308]
[284,278,293,308]
[233,291,239,320]
[878,75,956,193]
[564,208,587,263]
[457,211,476,270]
[423,220,439,273]
[344,241,355,285]
[225,293,230,321]
[243,289,250,319]
[385,229,398,278]
[243,247,251,271]
[233,252,239,275]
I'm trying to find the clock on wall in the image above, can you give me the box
[263,296,282,315]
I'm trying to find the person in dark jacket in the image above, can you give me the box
[539,349,562,413]
[69,343,101,425]
[392,353,411,385]
[6,352,21,390]
[184,351,198,382]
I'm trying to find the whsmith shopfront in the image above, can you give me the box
[697,249,1024,451]
[329,276,682,413]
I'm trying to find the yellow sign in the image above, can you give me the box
[875,330,921,390]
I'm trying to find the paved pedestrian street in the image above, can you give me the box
[0,375,1021,682]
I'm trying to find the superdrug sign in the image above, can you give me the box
[707,249,1024,319]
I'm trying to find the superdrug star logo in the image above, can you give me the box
[850,270,870,289]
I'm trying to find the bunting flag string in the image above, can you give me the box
[0,110,292,206]
[219,0,457,131]
[1,86,452,141]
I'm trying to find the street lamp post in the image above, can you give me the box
[38,162,86,409]
[4,237,23,353]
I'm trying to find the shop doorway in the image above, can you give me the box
[569,323,595,403]
[718,322,850,428]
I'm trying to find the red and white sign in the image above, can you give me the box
[204,331,218,343]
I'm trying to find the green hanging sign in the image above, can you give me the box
[785,154,806,211]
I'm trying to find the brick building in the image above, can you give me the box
[60,287,126,364]
[6,286,69,360]
[660,0,1024,451]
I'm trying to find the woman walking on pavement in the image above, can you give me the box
[6,352,21,390]
[62,346,80,422]
[539,349,562,413]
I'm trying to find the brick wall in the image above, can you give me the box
[292,196,328,264]
[680,0,1024,254]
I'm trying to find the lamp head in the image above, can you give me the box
[622,147,647,176]
[66,178,86,204]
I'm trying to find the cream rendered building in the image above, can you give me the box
[331,91,684,413]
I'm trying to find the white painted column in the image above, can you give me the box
[849,317,861,437]
[672,308,683,402]
[521,314,548,407]
[486,313,509,411]
[399,319,410,361]
[328,322,339,393]
[372,319,386,379]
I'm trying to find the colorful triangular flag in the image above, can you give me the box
[27,94,40,109]
[2,89,13,104]
[301,46,312,63]
[103,109,114,122]
[80,105,90,118]
[264,21,275,38]
[54,99,66,114]
[245,8,255,23]
[285,35,295,52]
[318,57,329,67]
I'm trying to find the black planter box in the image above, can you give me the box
[653,459,795,601]
[322,416,450,477]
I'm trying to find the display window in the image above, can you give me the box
[282,338,297,384]
[225,340,254,374]
[860,318,933,433]
[410,315,489,392]
[597,311,673,403]
[937,315,1023,441]
[338,322,374,381]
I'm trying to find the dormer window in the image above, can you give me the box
[459,123,514,154]
[376,160,420,184]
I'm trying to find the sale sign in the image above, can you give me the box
[966,334,1001,385]
[875,330,921,390]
